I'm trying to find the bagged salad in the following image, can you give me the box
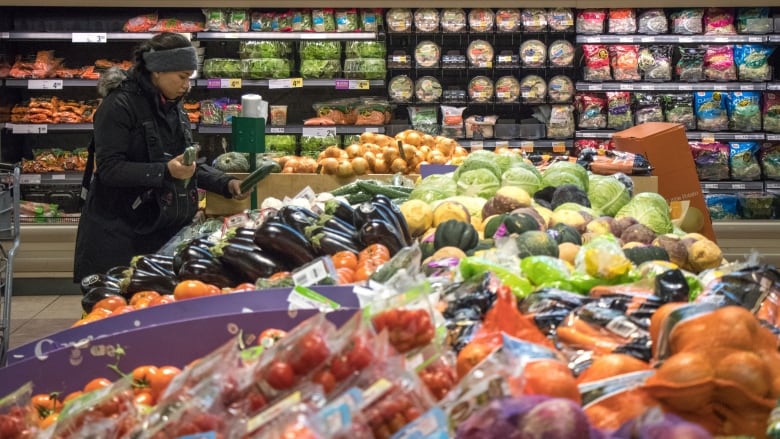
[737,7,772,34]
[705,194,740,220]
[345,41,387,59]
[729,141,762,180]
[441,105,466,138]
[576,93,608,129]
[671,9,703,34]
[548,105,575,138]
[408,106,439,135]
[465,115,499,139]
[577,9,606,34]
[694,91,729,131]
[548,75,574,103]
[609,45,641,81]
[663,93,696,130]
[583,44,612,81]
[634,93,664,125]
[703,45,737,81]
[760,142,780,179]
[638,45,672,81]
[360,8,383,32]
[704,7,736,35]
[335,9,359,32]
[690,141,730,180]
[239,41,293,59]
[609,9,637,34]
[676,47,706,81]
[764,92,780,133]
[638,9,668,34]
[607,91,634,130]
[734,44,774,82]
[727,91,761,132]
[299,41,341,60]
[548,8,575,31]
[311,8,336,32]
[291,9,313,32]
[250,11,275,32]
[495,9,521,32]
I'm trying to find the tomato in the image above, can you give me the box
[332,251,358,270]
[31,393,61,416]
[206,284,221,295]
[93,296,127,312]
[359,244,390,263]
[87,307,112,319]
[311,369,337,394]
[132,297,153,309]
[131,365,159,392]
[353,263,377,282]
[268,271,291,281]
[265,361,296,390]
[372,309,434,354]
[110,305,136,316]
[38,412,58,430]
[346,338,373,371]
[258,328,287,348]
[133,391,155,406]
[330,355,353,381]
[151,366,181,399]
[63,391,83,404]
[336,267,355,285]
[83,377,112,393]
[290,332,330,375]
[148,294,176,307]
[129,291,160,307]
[231,282,256,292]
[173,280,213,301]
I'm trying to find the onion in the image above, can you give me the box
[383,146,400,163]
[321,146,343,159]
[390,158,408,174]
[359,132,376,144]
[373,158,388,173]
[421,133,436,147]
[405,131,422,147]
[344,143,364,159]
[282,166,296,174]
[284,157,300,172]
[319,157,339,175]
[363,151,376,169]
[351,157,369,175]
[336,159,354,178]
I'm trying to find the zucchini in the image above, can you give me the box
[355,180,412,199]
[182,145,198,166]
[331,181,363,197]
[240,159,276,193]
[346,192,372,205]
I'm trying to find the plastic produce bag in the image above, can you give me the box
[663,94,696,130]
[609,45,641,81]
[638,9,668,34]
[703,45,737,81]
[607,92,634,130]
[690,141,730,181]
[548,105,575,139]
[760,142,780,179]
[694,91,728,132]
[576,93,608,129]
[583,45,612,81]
[312,8,336,32]
[671,9,704,34]
[676,47,706,82]
[765,93,780,133]
[408,106,439,135]
[704,7,736,35]
[729,141,762,181]
[734,44,774,82]
[577,9,606,34]
[727,91,761,132]
[638,45,672,82]
[634,93,664,125]
[737,7,772,34]
[609,9,637,34]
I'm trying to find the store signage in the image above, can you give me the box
[11,124,47,134]
[269,78,303,89]
[206,78,242,89]
[552,142,567,153]
[521,141,534,152]
[334,80,369,90]
[71,32,107,43]
[268,127,285,134]
[28,79,63,90]
[302,126,337,138]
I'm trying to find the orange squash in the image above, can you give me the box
[521,359,581,404]
[577,354,650,384]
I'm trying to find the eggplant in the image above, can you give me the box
[220,243,287,282]
[231,227,258,242]
[189,238,215,251]
[371,202,407,246]
[81,286,123,313]
[353,202,388,230]
[324,198,356,225]
[310,232,361,255]
[132,254,175,278]
[279,205,318,234]
[304,224,356,245]
[318,214,357,238]
[80,273,121,296]
[227,235,257,246]
[122,269,178,297]
[106,266,130,280]
[174,244,216,274]
[177,258,234,289]
[254,221,317,266]
[372,194,412,245]
[358,219,405,255]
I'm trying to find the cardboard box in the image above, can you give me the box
[612,122,716,241]
[206,173,419,216]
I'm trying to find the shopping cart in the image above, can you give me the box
[0,163,21,367]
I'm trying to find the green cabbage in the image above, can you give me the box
[588,175,631,217]
[616,192,673,234]
[410,174,457,203]
[457,169,500,198]
[541,161,589,191]
[501,167,542,195]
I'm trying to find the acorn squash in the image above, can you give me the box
[434,220,479,252]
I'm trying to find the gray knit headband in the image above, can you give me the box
[142,46,198,72]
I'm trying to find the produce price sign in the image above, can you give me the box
[71,32,107,43]
[11,124,47,134]
[269,78,303,89]
[552,142,567,153]
[206,78,242,89]
[334,79,369,90]
[28,79,63,90]
[302,126,337,138]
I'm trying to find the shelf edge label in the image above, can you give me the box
[72,32,107,43]
[302,126,336,138]
[12,124,48,134]
[206,78,242,89]
[28,79,63,90]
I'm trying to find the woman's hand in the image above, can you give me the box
[167,154,196,180]
[228,179,251,200]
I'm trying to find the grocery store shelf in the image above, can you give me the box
[713,220,780,266]
[576,82,766,92]
[194,79,384,88]
[198,124,385,135]
[768,83,780,91]
[196,31,379,40]
[457,139,572,150]
[577,34,767,44]
[5,79,98,88]
[701,181,765,192]
[19,172,83,184]
[575,130,613,139]
[3,32,178,41]
[3,123,93,132]
[767,134,780,142]
[686,131,765,141]
[767,35,780,44]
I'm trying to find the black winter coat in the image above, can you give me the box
[74,69,234,282]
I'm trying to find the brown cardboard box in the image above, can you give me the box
[612,122,716,241]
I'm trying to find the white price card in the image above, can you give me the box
[302,126,337,138]
[28,79,63,90]
[206,78,242,89]
[677,84,693,90]
[678,36,694,43]
[618,37,633,43]
[734,134,755,140]
[640,36,654,43]
[51,174,66,180]
[731,183,747,190]
[19,174,41,184]
[0,32,9,39]
[619,83,634,91]
[72,32,107,43]
[363,127,380,133]
[391,55,408,63]
[268,127,285,134]
[269,78,303,89]
[748,36,764,43]
[497,55,513,63]
[12,124,47,134]
[495,140,509,147]
[703,183,719,189]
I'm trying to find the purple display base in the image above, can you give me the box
[419,164,457,178]
[7,286,359,365]
[0,307,358,396]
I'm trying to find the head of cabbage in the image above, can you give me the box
[502,167,542,195]
[616,192,673,234]
[541,161,589,192]
[588,175,631,217]
[457,168,500,199]
[410,173,457,203]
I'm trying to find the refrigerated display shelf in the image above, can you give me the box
[195,31,379,41]
[576,130,767,141]
[198,124,385,135]
[577,34,768,44]
[576,82,767,92]
[457,139,572,150]
[1,32,183,41]
[194,79,385,88]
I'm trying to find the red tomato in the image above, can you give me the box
[92,295,127,312]
[290,332,330,375]
[266,361,296,390]
[38,412,58,429]
[173,280,213,301]
[110,305,136,316]
[63,391,83,404]
[330,355,353,381]
[31,393,61,416]
[129,291,160,307]
[133,391,155,406]
[332,251,358,270]
[231,282,257,292]
[359,243,390,263]
[148,294,176,307]
[311,369,337,394]
[346,338,373,371]
[336,267,355,285]
[131,365,159,393]
[83,377,112,393]
[258,328,287,348]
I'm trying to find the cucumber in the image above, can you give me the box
[346,192,372,204]
[240,160,276,193]
[331,181,363,197]
[182,145,198,166]
[355,180,412,199]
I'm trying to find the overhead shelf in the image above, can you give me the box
[196,31,378,40]
[577,34,767,44]
[576,82,766,92]
[457,139,572,150]
[5,79,98,88]
[576,130,766,141]
[3,32,181,41]
[194,79,385,88]
[198,124,385,135]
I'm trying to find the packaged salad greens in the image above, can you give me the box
[495,76,521,103]
[576,93,608,129]
[250,11,275,31]
[227,10,250,32]
[638,45,672,81]
[441,8,467,32]
[343,58,386,80]
[275,11,293,32]
[495,9,521,32]
[202,58,242,78]
[301,135,341,157]
[638,9,668,34]
[734,44,774,82]
[335,9,359,32]
[690,141,730,180]
[577,9,606,34]
[583,44,612,81]
[241,58,291,79]
[414,8,439,32]
[386,8,412,32]
[727,91,761,132]
[265,135,297,155]
[519,75,546,103]
[737,8,771,34]
[468,76,495,103]
[548,105,575,138]
[676,47,706,81]
[705,194,740,220]
[408,106,439,135]
[609,9,637,34]
[521,8,548,32]
[695,91,729,131]
[738,192,775,219]
[760,142,780,179]
[469,9,495,32]
[299,41,341,60]
[300,59,341,79]
[704,7,736,35]
[548,8,575,31]
[312,9,336,32]
[764,92,780,133]
[609,45,641,81]
[441,105,466,138]
[345,41,386,59]
[729,142,762,180]
[635,93,664,125]
[291,9,313,32]
[415,76,442,103]
[388,75,414,103]
[239,41,292,59]
[203,9,227,31]
[671,9,703,34]
[663,93,696,130]
[703,45,737,81]
[548,75,574,103]
[414,41,441,68]
[607,91,634,130]
[520,40,547,68]
[549,40,575,67]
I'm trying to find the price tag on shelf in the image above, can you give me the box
[585,83,603,91]
[640,36,654,43]
[637,84,655,91]
[713,85,728,91]
[0,32,9,39]
[767,182,780,190]
[702,135,716,144]
[19,174,41,184]
[748,36,764,43]
[469,141,484,150]
[12,124,47,134]
[495,140,509,147]
[364,127,380,133]
[268,127,285,134]
[391,55,408,63]
[703,183,719,190]
[497,55,513,63]
[28,79,63,90]
[552,142,567,153]
[335,80,369,90]
[72,32,107,43]
[618,36,633,43]
[678,36,694,43]
[302,126,337,138]
[734,134,756,140]
[731,183,747,190]
[206,78,242,89]
[269,78,303,89]
[677,84,694,91]
[581,36,598,43]
[521,141,534,153]
[51,174,66,180]
[619,83,634,91]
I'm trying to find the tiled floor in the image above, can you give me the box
[6,295,82,350]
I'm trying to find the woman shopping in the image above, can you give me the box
[74,32,248,283]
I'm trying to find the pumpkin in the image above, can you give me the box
[549,223,582,246]
[434,220,479,252]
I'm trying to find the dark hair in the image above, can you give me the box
[133,32,193,76]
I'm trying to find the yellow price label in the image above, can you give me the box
[289,78,303,88]
[552,142,566,153]
[355,80,370,90]
[521,141,534,153]
[226,78,242,88]
[702,135,716,144]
